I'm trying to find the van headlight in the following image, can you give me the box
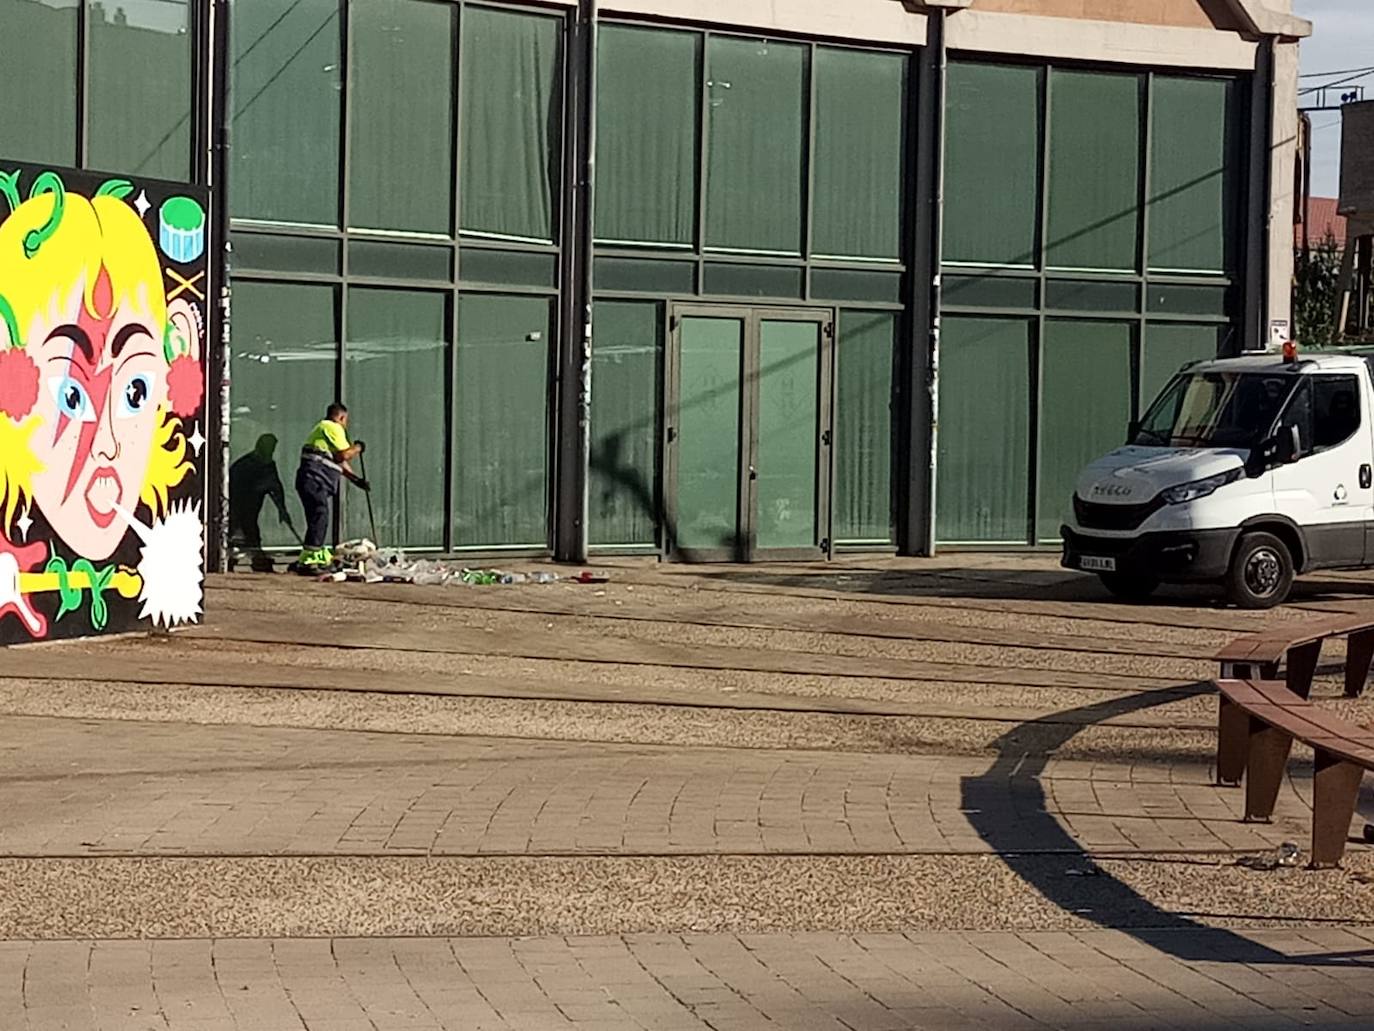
[1161,469,1242,505]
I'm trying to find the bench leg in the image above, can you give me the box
[1286,640,1322,700]
[1217,697,1248,786]
[1311,749,1364,869]
[1345,628,1374,698]
[1245,720,1292,822]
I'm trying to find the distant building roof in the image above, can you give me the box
[1297,197,1348,247]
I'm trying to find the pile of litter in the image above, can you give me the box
[319,540,608,587]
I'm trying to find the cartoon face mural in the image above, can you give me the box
[0,163,208,644]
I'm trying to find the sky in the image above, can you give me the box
[1292,0,1373,198]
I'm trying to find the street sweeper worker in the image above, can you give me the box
[294,402,368,571]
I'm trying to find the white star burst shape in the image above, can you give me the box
[188,423,206,456]
[134,190,151,218]
[15,508,32,542]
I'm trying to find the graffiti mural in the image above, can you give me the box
[0,161,208,645]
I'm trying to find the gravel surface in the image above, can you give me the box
[2,853,1371,939]
[0,677,1222,762]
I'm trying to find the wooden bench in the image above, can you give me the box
[1215,678,1374,867]
[1215,614,1374,700]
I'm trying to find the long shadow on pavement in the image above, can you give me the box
[961,683,1374,968]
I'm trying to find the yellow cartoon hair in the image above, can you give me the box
[0,177,188,533]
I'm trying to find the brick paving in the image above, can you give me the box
[4,929,1374,1030]
[0,715,1318,858]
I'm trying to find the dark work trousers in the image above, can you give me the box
[295,460,339,550]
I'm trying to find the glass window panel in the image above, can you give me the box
[460,248,557,288]
[1047,70,1141,272]
[454,294,550,547]
[233,233,340,275]
[811,268,903,305]
[344,289,448,548]
[89,0,192,179]
[812,47,906,261]
[1045,279,1138,313]
[701,263,803,299]
[350,240,450,281]
[936,318,1030,543]
[943,62,1039,267]
[590,302,661,547]
[834,311,894,544]
[1141,323,1224,411]
[1149,76,1238,273]
[675,316,743,553]
[756,320,821,551]
[595,257,696,294]
[942,274,1037,310]
[595,25,698,247]
[1145,283,1231,317]
[228,281,338,551]
[231,0,341,225]
[0,0,77,165]
[349,0,454,234]
[1038,320,1134,540]
[704,36,805,255]
[460,7,560,243]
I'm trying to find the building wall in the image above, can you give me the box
[0,0,1304,559]
[969,0,1224,29]
[602,0,927,44]
[1269,40,1301,342]
[936,57,1248,544]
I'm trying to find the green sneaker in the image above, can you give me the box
[296,546,333,568]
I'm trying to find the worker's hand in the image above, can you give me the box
[355,439,366,454]
[355,478,372,493]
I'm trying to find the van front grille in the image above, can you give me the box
[1073,495,1164,532]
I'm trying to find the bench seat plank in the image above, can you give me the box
[1214,676,1374,865]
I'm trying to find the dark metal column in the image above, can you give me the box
[553,0,596,563]
[206,0,232,573]
[899,12,944,556]
[1241,37,1275,354]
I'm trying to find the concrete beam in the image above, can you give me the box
[944,10,1258,70]
[601,0,929,44]
[1223,0,1312,38]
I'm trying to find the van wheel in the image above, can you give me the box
[1226,532,1294,609]
[1098,573,1159,601]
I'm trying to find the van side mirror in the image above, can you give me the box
[1258,423,1302,464]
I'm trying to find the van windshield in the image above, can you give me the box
[1132,371,1297,449]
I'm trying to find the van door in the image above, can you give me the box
[1270,374,1374,569]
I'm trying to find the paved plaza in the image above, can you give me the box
[4,556,1374,1028]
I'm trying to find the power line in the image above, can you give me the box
[1299,64,1374,79]
[1298,70,1374,96]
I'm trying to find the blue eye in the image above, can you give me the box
[49,376,95,422]
[120,374,152,417]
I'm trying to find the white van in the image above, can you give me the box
[1061,349,1374,609]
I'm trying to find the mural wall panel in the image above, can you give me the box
[0,160,208,644]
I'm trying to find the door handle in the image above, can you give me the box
[1361,464,1372,490]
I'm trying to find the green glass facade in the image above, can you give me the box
[1,0,1264,562]
[1,0,195,177]
[590,24,907,551]
[938,61,1246,546]
[228,0,563,552]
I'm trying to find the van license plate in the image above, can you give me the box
[1080,556,1116,573]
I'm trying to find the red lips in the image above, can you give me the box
[83,465,122,528]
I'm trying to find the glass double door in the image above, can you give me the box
[666,305,834,562]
